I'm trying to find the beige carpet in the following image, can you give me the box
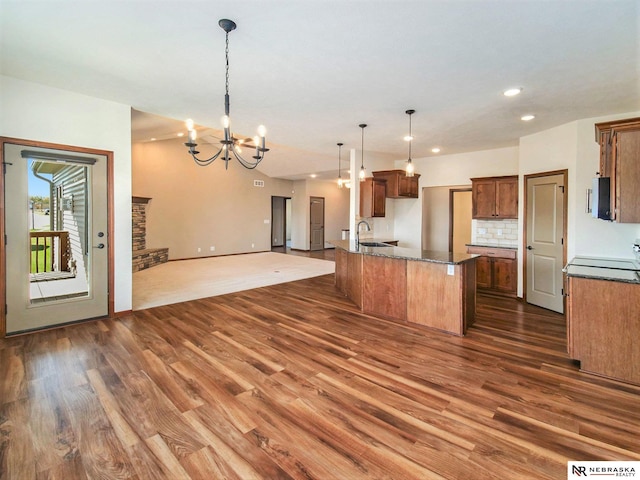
[132,252,335,310]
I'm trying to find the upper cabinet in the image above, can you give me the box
[471,175,518,219]
[372,170,421,198]
[359,177,386,217]
[595,117,640,223]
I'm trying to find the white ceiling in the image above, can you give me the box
[2,1,639,180]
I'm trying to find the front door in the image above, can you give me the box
[3,140,110,334]
[525,172,566,314]
[310,196,324,251]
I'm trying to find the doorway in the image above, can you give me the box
[449,189,472,253]
[524,171,567,314]
[422,185,471,251]
[1,138,113,335]
[271,196,291,250]
[310,196,325,251]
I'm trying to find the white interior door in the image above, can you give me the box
[4,142,109,334]
[525,173,565,313]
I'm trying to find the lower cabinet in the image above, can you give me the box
[334,248,476,336]
[567,276,640,385]
[466,246,517,296]
[362,255,407,321]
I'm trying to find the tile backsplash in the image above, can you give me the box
[473,219,518,247]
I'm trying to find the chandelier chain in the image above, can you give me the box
[225,31,230,97]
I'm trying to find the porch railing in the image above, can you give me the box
[30,231,70,274]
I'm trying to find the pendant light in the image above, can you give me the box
[405,109,415,177]
[336,142,344,188]
[359,123,367,182]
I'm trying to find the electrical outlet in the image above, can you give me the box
[210,246,215,251]
[497,229,503,236]
[478,228,487,234]
[251,243,255,248]
[197,247,201,253]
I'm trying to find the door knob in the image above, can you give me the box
[526,245,534,250]
[97,232,104,237]
[93,243,105,249]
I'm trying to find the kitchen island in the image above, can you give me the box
[331,240,478,336]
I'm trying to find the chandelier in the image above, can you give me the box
[184,19,268,169]
[404,109,415,177]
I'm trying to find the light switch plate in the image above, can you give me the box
[447,265,454,276]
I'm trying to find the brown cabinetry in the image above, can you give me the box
[466,246,517,296]
[567,276,640,385]
[471,176,518,219]
[594,117,640,223]
[372,170,421,198]
[359,177,386,217]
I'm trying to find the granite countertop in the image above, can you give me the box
[465,243,517,250]
[564,256,640,284]
[330,239,479,265]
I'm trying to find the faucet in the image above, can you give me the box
[355,220,371,247]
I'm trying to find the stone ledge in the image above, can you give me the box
[133,248,169,272]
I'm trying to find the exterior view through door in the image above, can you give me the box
[2,139,111,335]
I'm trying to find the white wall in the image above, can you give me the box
[519,111,640,262]
[290,179,309,250]
[289,179,350,250]
[351,148,397,241]
[306,180,350,248]
[394,147,519,248]
[133,139,294,258]
[0,75,133,313]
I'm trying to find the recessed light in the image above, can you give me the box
[403,135,414,142]
[503,87,522,97]
[521,114,535,121]
[431,147,441,153]
[150,137,157,141]
[177,132,185,137]
[310,174,317,178]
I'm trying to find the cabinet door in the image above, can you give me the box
[372,179,386,216]
[492,258,517,294]
[398,175,419,197]
[495,177,518,218]
[475,256,492,289]
[599,130,613,177]
[359,178,386,217]
[472,179,496,219]
[615,129,640,223]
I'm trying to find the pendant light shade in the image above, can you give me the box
[405,109,415,177]
[336,142,344,188]
[359,124,367,182]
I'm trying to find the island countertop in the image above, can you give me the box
[330,239,479,265]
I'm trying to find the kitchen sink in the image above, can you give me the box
[358,241,392,247]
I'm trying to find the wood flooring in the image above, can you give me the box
[1,274,639,479]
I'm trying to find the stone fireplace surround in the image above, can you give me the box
[132,196,168,272]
